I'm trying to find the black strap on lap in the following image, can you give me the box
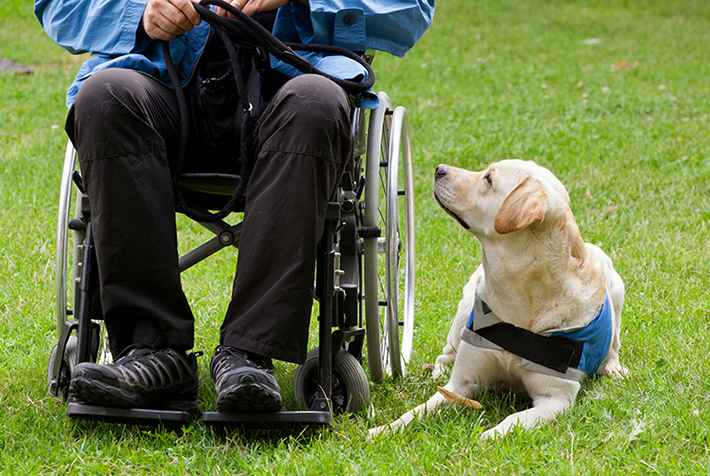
[472,302,584,374]
[162,0,376,222]
[194,0,375,94]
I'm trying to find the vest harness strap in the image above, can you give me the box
[460,288,613,382]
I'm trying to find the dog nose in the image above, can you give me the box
[435,164,448,178]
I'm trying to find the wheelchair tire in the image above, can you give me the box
[55,142,80,334]
[363,92,416,382]
[47,335,78,397]
[293,348,370,415]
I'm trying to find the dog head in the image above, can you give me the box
[433,160,584,256]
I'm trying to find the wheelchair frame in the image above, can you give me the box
[48,90,415,426]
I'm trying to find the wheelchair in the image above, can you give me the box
[47,88,416,426]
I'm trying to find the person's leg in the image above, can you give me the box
[65,69,198,410]
[65,68,195,355]
[211,74,353,412]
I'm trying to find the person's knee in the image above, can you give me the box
[71,69,146,123]
[67,69,177,160]
[260,74,352,158]
[278,74,351,127]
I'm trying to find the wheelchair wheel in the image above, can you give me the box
[47,335,78,397]
[55,142,80,336]
[293,348,370,415]
[363,92,416,382]
[49,142,81,397]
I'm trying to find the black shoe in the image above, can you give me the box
[68,345,199,413]
[210,345,282,413]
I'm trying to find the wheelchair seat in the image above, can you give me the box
[179,172,242,196]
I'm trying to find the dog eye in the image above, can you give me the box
[483,173,493,186]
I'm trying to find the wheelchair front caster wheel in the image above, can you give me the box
[293,348,370,415]
[47,335,78,397]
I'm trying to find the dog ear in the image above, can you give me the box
[494,176,548,234]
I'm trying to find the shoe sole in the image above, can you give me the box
[70,377,199,414]
[216,369,282,413]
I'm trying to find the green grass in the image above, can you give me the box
[3,0,710,473]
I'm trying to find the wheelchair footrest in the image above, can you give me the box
[67,402,196,426]
[202,410,332,427]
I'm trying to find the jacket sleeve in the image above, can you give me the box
[35,0,150,55]
[274,0,435,58]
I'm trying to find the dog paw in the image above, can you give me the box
[603,360,628,378]
[431,362,451,380]
[478,427,504,441]
[432,350,456,379]
[367,425,392,440]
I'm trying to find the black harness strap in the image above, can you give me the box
[472,301,585,374]
[163,15,251,223]
[162,0,376,223]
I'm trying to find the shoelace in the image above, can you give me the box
[213,346,274,381]
[114,348,194,387]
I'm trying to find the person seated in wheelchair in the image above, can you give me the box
[35,0,433,415]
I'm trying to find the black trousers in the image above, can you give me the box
[65,68,352,364]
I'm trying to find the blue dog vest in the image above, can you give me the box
[460,288,613,382]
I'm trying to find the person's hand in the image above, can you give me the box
[141,0,202,41]
[215,0,290,18]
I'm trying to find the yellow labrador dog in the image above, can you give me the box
[369,160,627,440]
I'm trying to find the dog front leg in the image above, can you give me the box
[367,392,451,438]
[432,312,469,379]
[433,344,458,379]
[479,392,576,440]
[433,269,483,379]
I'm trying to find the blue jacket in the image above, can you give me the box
[34,0,435,108]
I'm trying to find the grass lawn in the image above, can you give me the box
[2,0,710,474]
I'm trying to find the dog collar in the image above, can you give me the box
[460,288,613,382]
